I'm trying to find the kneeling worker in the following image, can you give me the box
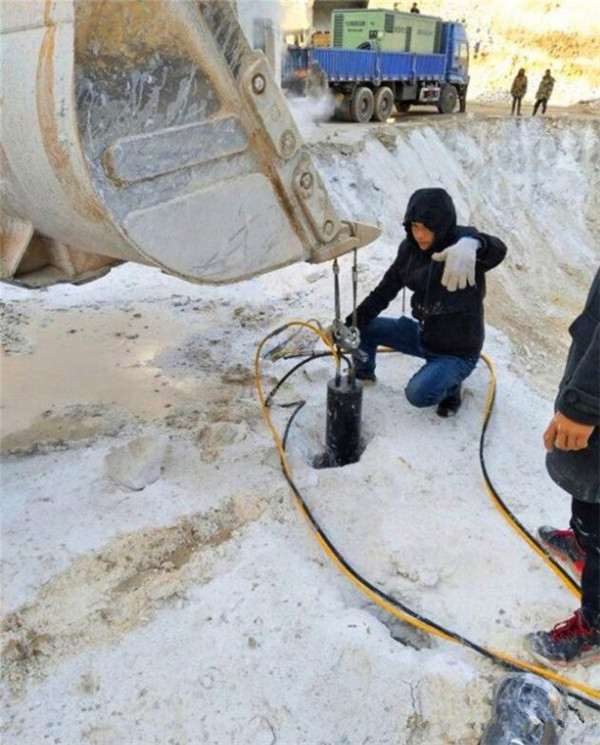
[348,188,507,416]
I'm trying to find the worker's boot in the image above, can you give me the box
[436,385,461,417]
[526,610,600,667]
[538,526,586,577]
[354,371,377,386]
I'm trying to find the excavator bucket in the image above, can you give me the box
[1,0,379,289]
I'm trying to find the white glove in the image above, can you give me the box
[431,237,479,292]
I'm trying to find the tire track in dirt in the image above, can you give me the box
[2,493,267,695]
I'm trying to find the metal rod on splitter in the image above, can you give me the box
[350,249,358,386]
[351,249,358,330]
[332,259,342,385]
[314,256,363,469]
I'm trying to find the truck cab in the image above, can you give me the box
[442,22,469,109]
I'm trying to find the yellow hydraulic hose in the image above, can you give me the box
[478,353,581,599]
[254,322,600,706]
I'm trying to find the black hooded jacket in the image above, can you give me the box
[546,268,599,503]
[347,189,507,357]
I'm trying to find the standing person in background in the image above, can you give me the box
[527,268,600,666]
[533,70,555,115]
[410,2,420,13]
[510,68,528,115]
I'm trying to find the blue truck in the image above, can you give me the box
[283,9,469,122]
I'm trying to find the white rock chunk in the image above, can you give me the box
[105,435,168,491]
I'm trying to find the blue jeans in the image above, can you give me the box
[355,316,479,407]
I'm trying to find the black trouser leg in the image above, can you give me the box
[533,99,541,116]
[516,97,521,115]
[541,98,547,114]
[571,498,600,628]
[511,97,516,115]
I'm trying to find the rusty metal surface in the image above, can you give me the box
[0,214,35,278]
[1,0,378,288]
[36,19,105,223]
[71,0,306,282]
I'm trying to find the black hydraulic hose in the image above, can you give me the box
[263,353,600,713]
[265,351,351,407]
[478,357,581,596]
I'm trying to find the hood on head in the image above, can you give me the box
[403,188,458,251]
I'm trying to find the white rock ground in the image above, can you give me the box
[2,113,600,744]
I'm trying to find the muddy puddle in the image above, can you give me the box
[0,307,208,449]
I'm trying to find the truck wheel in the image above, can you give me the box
[396,101,411,114]
[372,87,394,122]
[437,84,458,114]
[350,87,374,123]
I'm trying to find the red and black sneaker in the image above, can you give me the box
[538,526,585,577]
[526,610,600,667]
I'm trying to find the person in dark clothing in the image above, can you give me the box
[526,268,600,666]
[410,3,420,13]
[510,68,527,115]
[532,69,555,115]
[348,188,507,416]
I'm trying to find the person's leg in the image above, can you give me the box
[541,98,548,114]
[404,354,478,408]
[526,497,600,665]
[511,97,516,115]
[516,96,522,115]
[354,316,423,379]
[571,499,600,628]
[533,99,540,116]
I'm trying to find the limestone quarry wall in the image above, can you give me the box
[308,116,600,393]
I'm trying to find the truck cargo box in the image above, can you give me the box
[312,48,378,81]
[311,48,446,82]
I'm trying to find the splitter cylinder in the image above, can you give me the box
[315,375,363,468]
